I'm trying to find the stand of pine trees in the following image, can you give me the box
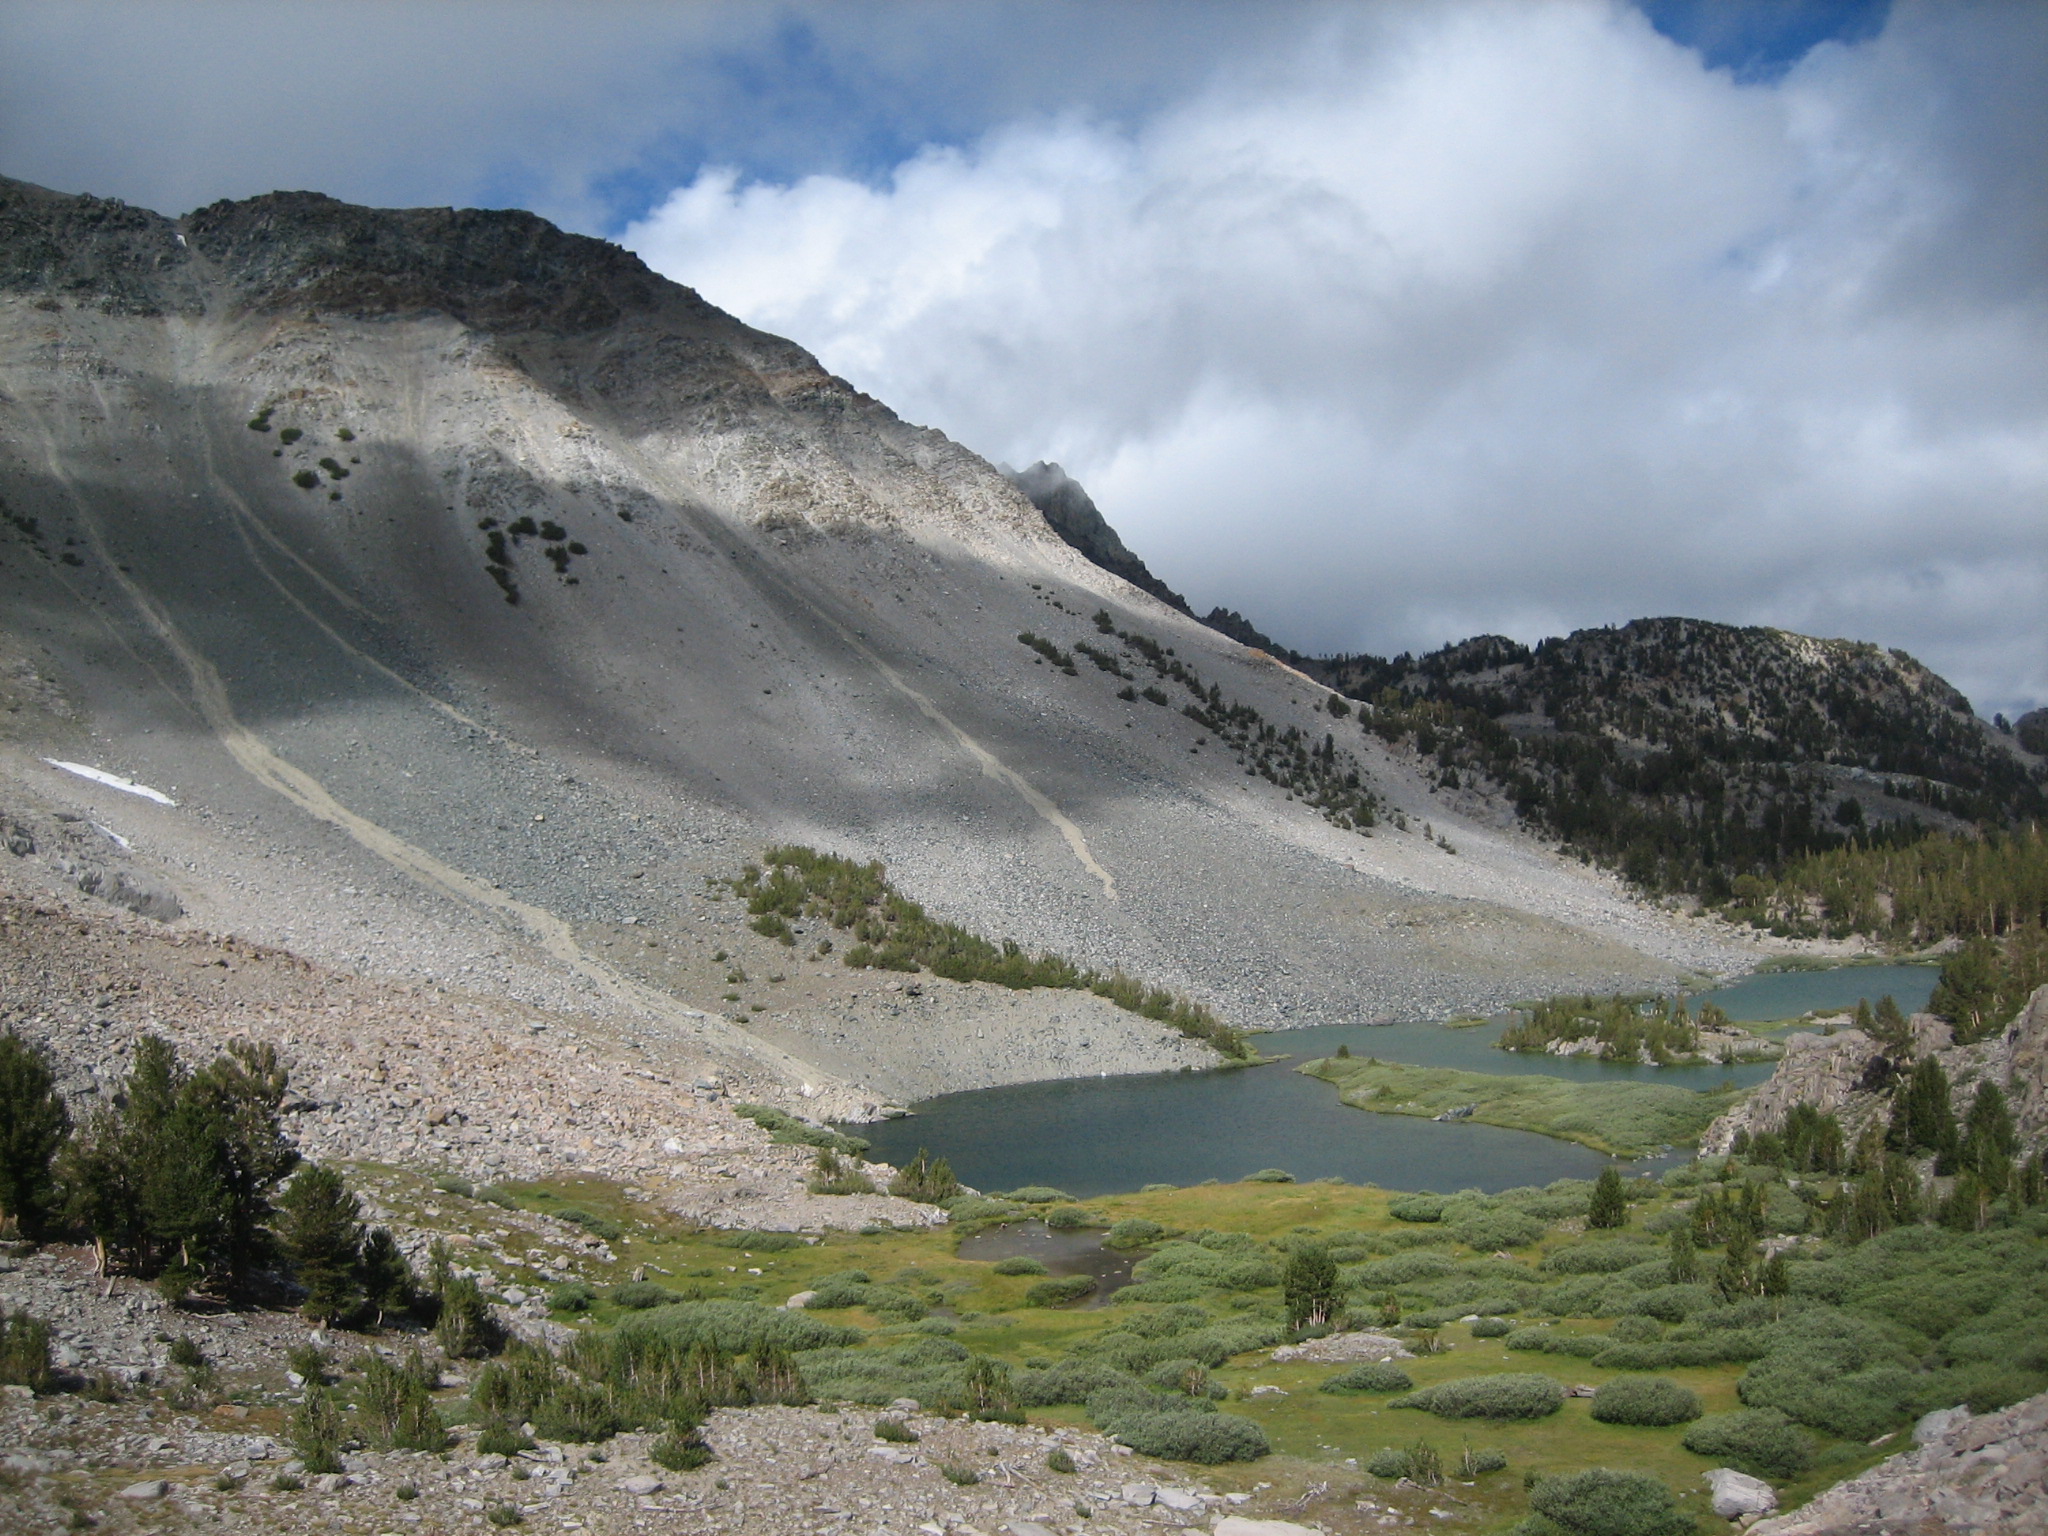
[0,1029,420,1325]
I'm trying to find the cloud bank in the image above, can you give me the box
[625,1,2047,717]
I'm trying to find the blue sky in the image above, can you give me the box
[1,1,2040,718]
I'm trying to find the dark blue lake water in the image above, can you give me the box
[847,963,1940,1199]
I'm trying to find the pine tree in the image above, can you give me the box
[1587,1167,1628,1229]
[1282,1242,1342,1328]
[1666,1227,1697,1284]
[357,1227,417,1324]
[185,1042,297,1284]
[1959,1082,2018,1181]
[0,1032,70,1239]
[278,1166,363,1324]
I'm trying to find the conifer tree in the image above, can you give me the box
[278,1165,364,1324]
[1282,1242,1342,1328]
[1667,1227,1697,1283]
[0,1031,70,1239]
[1587,1167,1628,1229]
[357,1227,417,1325]
[1959,1082,2018,1182]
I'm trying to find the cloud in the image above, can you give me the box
[0,0,1297,230]
[624,0,2047,717]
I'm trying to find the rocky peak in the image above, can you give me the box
[179,190,694,333]
[1001,460,1193,615]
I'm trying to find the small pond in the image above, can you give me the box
[954,1219,1139,1305]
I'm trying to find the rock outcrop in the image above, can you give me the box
[1703,984,2048,1157]
[1749,1389,2048,1535]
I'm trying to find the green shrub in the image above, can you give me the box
[610,1281,676,1310]
[1106,1218,1165,1249]
[1396,1373,1564,1420]
[549,1281,598,1313]
[1356,1251,1457,1287]
[1091,1397,1270,1462]
[1450,1209,1547,1250]
[1526,1468,1696,1536]
[1681,1409,1811,1480]
[0,1309,55,1393]
[991,1257,1048,1276]
[649,1422,714,1471]
[1366,1446,1411,1477]
[558,1208,624,1243]
[1016,1358,1141,1407]
[614,1300,860,1355]
[1590,1376,1702,1426]
[1390,1193,1446,1222]
[1026,1275,1098,1307]
[1470,1317,1515,1338]
[732,1103,870,1157]
[1319,1362,1412,1394]
[1545,1242,1657,1275]
[888,1149,961,1205]
[288,1384,346,1475]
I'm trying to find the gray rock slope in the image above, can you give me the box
[0,176,1754,1108]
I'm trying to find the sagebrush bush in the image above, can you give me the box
[1545,1241,1657,1275]
[1389,1193,1446,1222]
[1025,1275,1097,1307]
[1395,1372,1564,1420]
[610,1281,676,1310]
[1590,1376,1702,1427]
[1681,1409,1811,1480]
[1526,1467,1696,1536]
[1366,1446,1410,1477]
[1319,1361,1412,1394]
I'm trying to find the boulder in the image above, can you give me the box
[1706,1468,1779,1519]
[1913,1405,1970,1445]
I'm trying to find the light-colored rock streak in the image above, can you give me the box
[26,411,834,1098]
[836,626,1119,901]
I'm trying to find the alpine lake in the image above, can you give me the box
[849,963,1939,1198]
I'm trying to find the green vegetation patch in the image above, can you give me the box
[726,846,1248,1057]
[1302,1056,1743,1157]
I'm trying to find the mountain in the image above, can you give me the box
[0,176,1750,1122]
[1304,619,2046,901]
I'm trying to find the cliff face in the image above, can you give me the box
[1703,983,2048,1156]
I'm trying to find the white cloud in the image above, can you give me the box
[624,0,2048,717]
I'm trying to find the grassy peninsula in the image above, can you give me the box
[1299,1055,1745,1157]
